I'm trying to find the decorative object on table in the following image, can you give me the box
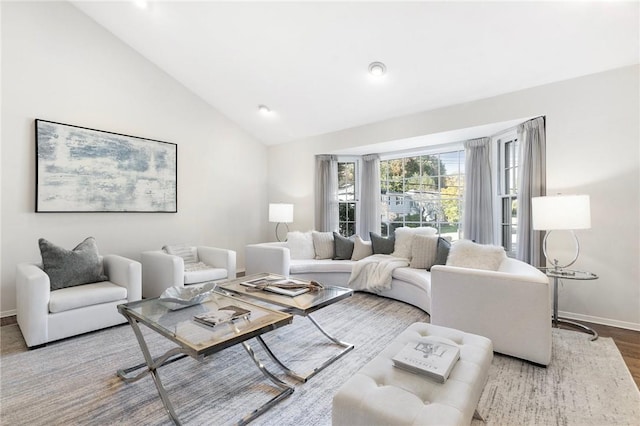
[531,194,591,270]
[158,283,216,310]
[269,203,294,241]
[35,119,177,213]
[392,338,460,383]
[241,275,323,297]
[193,305,251,327]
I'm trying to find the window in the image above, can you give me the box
[497,135,519,256]
[338,161,357,236]
[380,150,464,240]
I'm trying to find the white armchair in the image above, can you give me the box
[141,246,236,299]
[430,258,552,366]
[16,255,142,348]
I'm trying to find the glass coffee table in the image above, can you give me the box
[218,273,355,382]
[117,292,293,426]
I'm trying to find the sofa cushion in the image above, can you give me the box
[431,237,452,270]
[333,232,355,260]
[290,259,356,274]
[49,281,127,313]
[162,244,199,265]
[446,240,507,271]
[370,232,395,255]
[313,231,335,259]
[184,266,227,284]
[39,237,108,291]
[392,227,438,260]
[409,235,438,269]
[392,267,432,292]
[351,236,373,261]
[286,231,316,259]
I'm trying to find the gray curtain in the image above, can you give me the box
[315,155,338,232]
[516,117,546,265]
[358,154,381,239]
[463,137,494,244]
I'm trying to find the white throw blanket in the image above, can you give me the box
[348,254,409,293]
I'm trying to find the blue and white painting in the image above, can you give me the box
[36,120,177,212]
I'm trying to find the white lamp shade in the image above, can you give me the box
[531,195,591,230]
[269,203,294,223]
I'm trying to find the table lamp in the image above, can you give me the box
[531,194,591,271]
[269,203,294,242]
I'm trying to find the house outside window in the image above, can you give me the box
[496,132,519,256]
[380,150,464,240]
[338,160,358,236]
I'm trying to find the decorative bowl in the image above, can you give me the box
[159,283,216,310]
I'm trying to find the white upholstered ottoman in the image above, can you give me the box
[332,322,493,426]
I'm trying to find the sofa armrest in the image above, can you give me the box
[141,251,184,299]
[197,246,237,279]
[103,255,142,303]
[245,243,290,276]
[430,262,552,365]
[16,263,50,347]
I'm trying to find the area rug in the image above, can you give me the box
[1,293,638,425]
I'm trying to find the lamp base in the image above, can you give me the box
[275,223,290,242]
[543,229,580,269]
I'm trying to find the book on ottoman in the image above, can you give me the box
[392,339,460,383]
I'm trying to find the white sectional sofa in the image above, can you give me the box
[245,230,552,365]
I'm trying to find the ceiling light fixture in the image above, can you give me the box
[133,0,149,9]
[368,61,387,77]
[258,104,271,114]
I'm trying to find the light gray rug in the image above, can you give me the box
[1,293,638,425]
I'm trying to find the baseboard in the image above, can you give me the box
[1,309,16,319]
[559,310,640,332]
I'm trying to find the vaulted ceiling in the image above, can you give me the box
[72,1,639,146]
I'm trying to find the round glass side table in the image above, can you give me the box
[540,268,599,341]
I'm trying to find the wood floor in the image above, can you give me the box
[568,320,640,390]
[2,315,638,389]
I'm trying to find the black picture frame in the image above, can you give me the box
[35,119,177,213]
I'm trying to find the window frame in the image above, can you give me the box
[494,129,519,257]
[337,157,360,237]
[379,144,464,239]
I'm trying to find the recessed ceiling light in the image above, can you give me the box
[368,61,387,77]
[258,105,271,114]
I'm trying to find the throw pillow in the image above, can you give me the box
[163,244,199,264]
[409,234,439,269]
[351,235,373,260]
[333,232,354,260]
[286,231,316,259]
[392,226,438,259]
[39,236,108,291]
[370,232,395,255]
[446,239,507,271]
[430,237,452,270]
[312,231,335,259]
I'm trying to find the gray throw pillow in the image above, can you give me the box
[370,232,395,255]
[39,237,108,291]
[332,232,355,260]
[429,237,452,270]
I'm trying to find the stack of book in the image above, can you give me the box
[392,339,460,383]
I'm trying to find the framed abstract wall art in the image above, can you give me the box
[35,119,177,213]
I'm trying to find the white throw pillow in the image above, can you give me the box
[351,235,373,261]
[163,244,199,265]
[312,231,335,259]
[446,240,507,271]
[391,227,438,260]
[286,231,316,259]
[409,235,439,269]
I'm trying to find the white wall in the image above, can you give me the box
[268,65,640,330]
[0,2,270,316]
